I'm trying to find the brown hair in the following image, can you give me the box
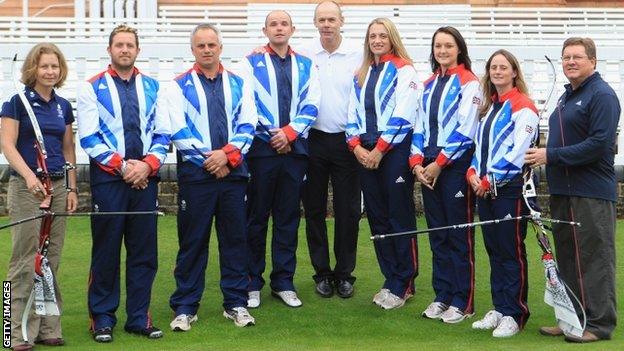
[109,24,139,47]
[356,18,412,87]
[562,37,597,68]
[21,43,68,88]
[429,26,472,73]
[479,49,530,117]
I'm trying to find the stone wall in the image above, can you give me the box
[2,164,623,218]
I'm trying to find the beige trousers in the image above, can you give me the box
[7,176,67,346]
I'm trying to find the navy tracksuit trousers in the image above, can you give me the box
[421,153,475,313]
[360,137,418,298]
[247,154,307,292]
[88,179,158,331]
[477,185,530,328]
[170,180,249,314]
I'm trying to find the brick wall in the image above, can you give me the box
[2,164,623,218]
[2,0,621,17]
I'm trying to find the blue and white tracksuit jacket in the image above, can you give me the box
[467,87,539,190]
[409,64,480,168]
[346,54,419,152]
[468,87,538,327]
[161,63,257,183]
[240,45,320,156]
[346,54,421,298]
[77,66,170,182]
[408,64,480,314]
[77,66,169,331]
[163,63,257,311]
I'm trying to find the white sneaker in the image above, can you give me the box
[472,310,503,330]
[422,302,449,319]
[440,306,475,324]
[372,288,390,306]
[492,316,519,337]
[271,290,303,307]
[223,307,256,327]
[379,292,405,310]
[170,314,198,331]
[247,291,260,309]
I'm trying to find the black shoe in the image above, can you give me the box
[315,278,334,298]
[93,327,113,343]
[125,326,163,339]
[336,280,354,298]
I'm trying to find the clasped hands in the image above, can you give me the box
[122,159,151,190]
[354,145,383,170]
[412,163,441,190]
[198,149,231,179]
[269,128,291,154]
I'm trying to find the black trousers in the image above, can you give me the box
[302,129,361,284]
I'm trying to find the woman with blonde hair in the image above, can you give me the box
[1,43,77,350]
[346,17,420,310]
[467,49,538,337]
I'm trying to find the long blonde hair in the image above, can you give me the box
[356,18,412,87]
[479,49,530,117]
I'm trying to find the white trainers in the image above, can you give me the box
[170,314,198,331]
[472,310,503,330]
[440,306,475,324]
[372,288,390,306]
[492,316,519,338]
[223,307,256,327]
[379,292,406,310]
[422,302,449,319]
[271,290,303,307]
[248,291,260,309]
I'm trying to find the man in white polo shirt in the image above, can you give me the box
[300,1,362,299]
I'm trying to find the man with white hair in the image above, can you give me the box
[299,1,362,299]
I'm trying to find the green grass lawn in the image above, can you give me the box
[1,216,622,351]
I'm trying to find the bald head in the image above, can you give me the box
[265,10,293,27]
[313,1,344,44]
[263,10,295,49]
[314,1,342,21]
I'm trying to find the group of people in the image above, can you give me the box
[1,1,618,350]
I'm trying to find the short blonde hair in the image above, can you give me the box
[21,43,68,88]
[109,24,139,47]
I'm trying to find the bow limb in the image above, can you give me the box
[13,54,56,343]
[540,56,557,120]
[521,164,587,337]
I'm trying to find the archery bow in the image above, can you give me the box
[522,168,585,338]
[6,54,163,343]
[10,54,59,343]
[527,55,588,338]
[524,55,584,338]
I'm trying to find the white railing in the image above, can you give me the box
[2,5,624,46]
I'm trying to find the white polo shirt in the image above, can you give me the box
[297,37,362,133]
